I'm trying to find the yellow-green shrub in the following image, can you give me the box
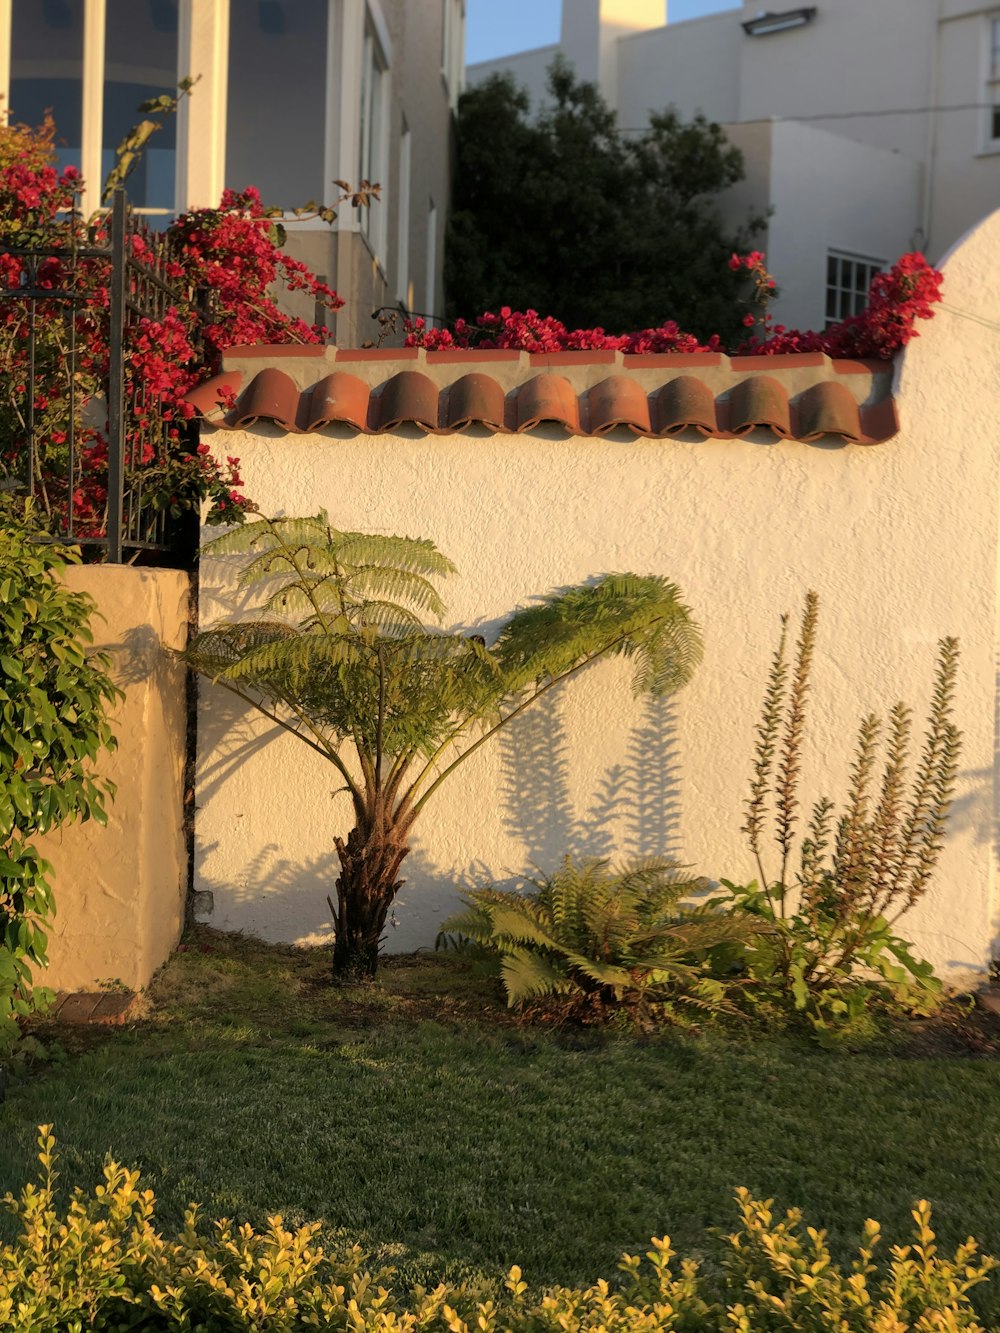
[1,1128,995,1331]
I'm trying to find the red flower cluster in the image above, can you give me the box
[0,121,346,538]
[406,309,722,355]
[171,186,343,366]
[735,252,943,359]
[407,253,942,362]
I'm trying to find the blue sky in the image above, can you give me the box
[466,0,738,64]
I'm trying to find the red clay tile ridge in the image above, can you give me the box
[186,347,899,445]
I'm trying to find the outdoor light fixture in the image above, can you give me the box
[742,7,817,36]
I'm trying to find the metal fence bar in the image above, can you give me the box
[106,190,128,565]
[0,189,193,564]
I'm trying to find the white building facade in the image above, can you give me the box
[0,0,463,344]
[469,0,1000,330]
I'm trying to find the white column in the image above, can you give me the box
[0,0,12,124]
[81,0,106,215]
[175,0,229,211]
[337,0,363,215]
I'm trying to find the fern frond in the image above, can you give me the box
[494,574,702,699]
[499,950,575,1006]
[447,857,741,1019]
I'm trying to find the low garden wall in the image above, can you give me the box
[34,566,191,993]
[193,209,1000,986]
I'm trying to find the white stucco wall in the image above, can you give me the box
[196,210,1000,985]
[466,45,562,107]
[765,120,922,330]
[616,11,741,128]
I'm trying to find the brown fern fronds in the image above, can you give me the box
[832,712,880,918]
[775,592,819,889]
[800,796,834,913]
[889,638,961,912]
[864,701,912,911]
[902,719,962,913]
[743,612,789,886]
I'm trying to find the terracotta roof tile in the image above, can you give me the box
[376,370,440,432]
[723,374,793,438]
[588,376,652,435]
[445,372,507,431]
[652,375,718,436]
[514,374,581,433]
[793,381,864,441]
[186,347,899,445]
[228,366,301,430]
[304,373,370,432]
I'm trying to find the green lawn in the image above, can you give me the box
[2,930,1000,1314]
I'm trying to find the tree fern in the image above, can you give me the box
[186,515,703,981]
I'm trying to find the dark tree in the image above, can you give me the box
[445,58,764,343]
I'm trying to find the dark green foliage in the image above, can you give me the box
[185,515,702,979]
[439,856,755,1025]
[445,58,763,341]
[0,531,120,1053]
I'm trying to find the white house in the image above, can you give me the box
[469,0,1000,330]
[0,0,463,345]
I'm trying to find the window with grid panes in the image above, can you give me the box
[825,251,884,324]
[987,14,1000,147]
[359,23,388,257]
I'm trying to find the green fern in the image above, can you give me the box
[440,857,755,1023]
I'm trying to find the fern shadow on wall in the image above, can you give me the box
[498,688,684,872]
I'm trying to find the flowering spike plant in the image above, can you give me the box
[0,116,354,540]
[406,251,942,361]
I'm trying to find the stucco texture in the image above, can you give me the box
[35,566,191,992]
[196,210,1000,984]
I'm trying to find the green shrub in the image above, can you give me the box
[1,1127,995,1331]
[438,856,755,1025]
[722,592,960,1037]
[0,531,120,1055]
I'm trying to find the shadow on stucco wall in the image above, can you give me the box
[194,688,688,949]
[196,686,286,806]
[498,690,684,872]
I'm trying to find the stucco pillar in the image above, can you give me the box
[34,567,191,993]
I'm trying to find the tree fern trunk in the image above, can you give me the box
[332,805,409,981]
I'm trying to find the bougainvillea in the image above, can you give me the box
[406,251,942,361]
[0,119,345,543]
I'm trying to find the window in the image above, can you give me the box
[103,0,178,212]
[9,0,85,175]
[8,0,181,213]
[986,13,1000,149]
[825,250,884,323]
[425,197,438,323]
[226,0,328,207]
[358,22,387,257]
[396,119,412,306]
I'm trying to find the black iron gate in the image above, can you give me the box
[0,189,199,564]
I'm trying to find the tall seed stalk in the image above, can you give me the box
[742,594,961,990]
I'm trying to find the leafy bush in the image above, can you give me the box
[722,592,961,1036]
[1,1127,995,1331]
[0,532,120,1055]
[439,856,753,1025]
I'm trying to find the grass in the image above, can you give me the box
[2,928,1000,1312]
